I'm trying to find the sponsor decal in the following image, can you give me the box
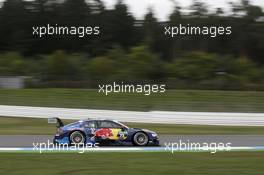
[94,128,113,139]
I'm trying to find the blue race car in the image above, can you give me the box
[53,118,159,146]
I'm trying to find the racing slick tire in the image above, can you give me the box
[133,132,149,146]
[70,131,85,145]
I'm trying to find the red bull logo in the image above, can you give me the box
[94,128,113,139]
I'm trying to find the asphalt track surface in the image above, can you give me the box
[0,135,264,147]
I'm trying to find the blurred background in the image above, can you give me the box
[0,0,263,112]
[0,2,264,174]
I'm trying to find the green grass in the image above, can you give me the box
[0,89,263,112]
[0,152,263,175]
[1,116,264,135]
[0,117,73,135]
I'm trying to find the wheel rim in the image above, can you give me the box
[134,133,148,146]
[71,132,84,144]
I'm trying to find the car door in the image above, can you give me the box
[83,120,97,138]
[95,120,123,140]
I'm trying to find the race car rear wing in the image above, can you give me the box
[48,117,64,128]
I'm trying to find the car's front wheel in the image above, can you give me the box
[133,132,149,146]
[70,131,85,145]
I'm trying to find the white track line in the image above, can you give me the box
[1,105,264,126]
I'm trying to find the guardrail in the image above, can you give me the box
[0,105,264,126]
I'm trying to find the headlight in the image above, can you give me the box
[151,133,158,137]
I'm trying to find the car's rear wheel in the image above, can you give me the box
[133,132,149,146]
[70,131,85,145]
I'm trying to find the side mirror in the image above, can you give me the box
[121,127,127,131]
